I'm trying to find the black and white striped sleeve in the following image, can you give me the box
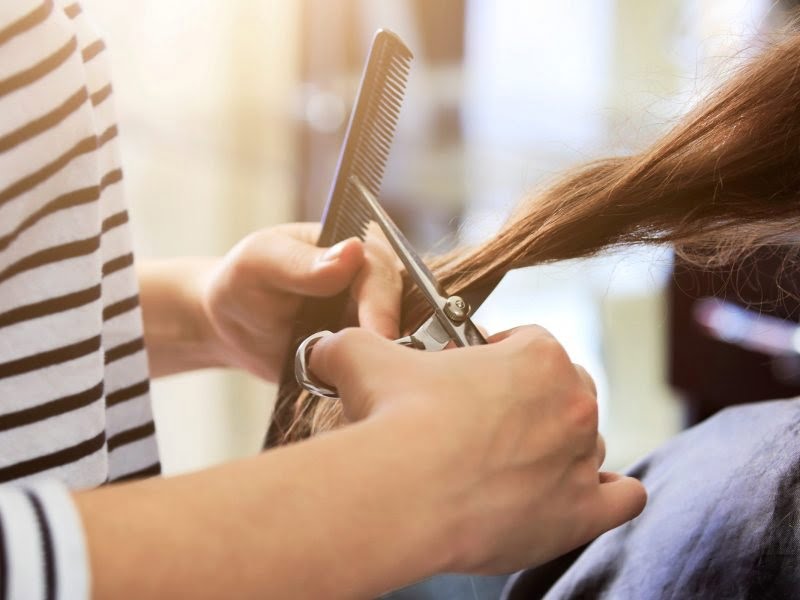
[0,479,89,599]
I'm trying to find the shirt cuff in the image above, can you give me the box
[0,479,90,600]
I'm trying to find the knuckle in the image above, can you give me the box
[238,230,266,256]
[512,331,570,382]
[512,324,552,347]
[285,245,312,279]
[528,323,556,340]
[540,335,570,365]
[566,391,599,439]
[367,258,402,289]
[225,251,255,289]
[365,230,395,258]
[574,363,589,378]
[225,232,267,284]
[521,327,565,360]
[573,363,598,397]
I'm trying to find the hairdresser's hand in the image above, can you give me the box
[309,326,647,573]
[200,222,401,382]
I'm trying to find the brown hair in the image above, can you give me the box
[271,30,800,445]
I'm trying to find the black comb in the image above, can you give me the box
[319,30,413,245]
[265,30,413,448]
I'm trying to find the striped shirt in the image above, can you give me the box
[0,1,160,597]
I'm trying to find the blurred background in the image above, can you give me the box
[80,0,799,474]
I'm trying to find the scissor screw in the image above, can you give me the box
[444,296,469,323]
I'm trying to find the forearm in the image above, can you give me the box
[137,258,227,377]
[74,416,452,599]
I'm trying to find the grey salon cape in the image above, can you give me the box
[385,398,800,599]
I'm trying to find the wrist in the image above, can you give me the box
[138,258,231,376]
[271,412,459,596]
[370,403,488,575]
[74,414,459,599]
[361,409,464,577]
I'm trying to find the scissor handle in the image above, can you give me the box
[295,331,420,399]
[295,331,340,399]
[295,317,486,400]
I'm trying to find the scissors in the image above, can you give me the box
[295,175,488,399]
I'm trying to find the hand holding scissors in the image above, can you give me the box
[295,176,487,399]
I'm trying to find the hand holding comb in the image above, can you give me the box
[265,30,413,447]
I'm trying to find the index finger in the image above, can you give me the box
[351,223,403,339]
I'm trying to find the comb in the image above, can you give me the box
[319,30,413,245]
[265,30,413,448]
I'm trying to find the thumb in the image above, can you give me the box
[305,238,366,296]
[244,232,365,297]
[308,328,404,421]
[585,473,647,540]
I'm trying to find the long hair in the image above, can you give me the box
[272,29,800,444]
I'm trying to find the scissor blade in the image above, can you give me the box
[460,279,501,317]
[349,176,447,307]
[350,175,488,349]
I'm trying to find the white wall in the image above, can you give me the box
[82,0,301,473]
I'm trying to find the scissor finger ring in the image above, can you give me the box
[295,330,340,399]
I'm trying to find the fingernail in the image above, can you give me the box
[319,240,348,264]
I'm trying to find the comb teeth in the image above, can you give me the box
[319,30,413,247]
[267,32,413,449]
